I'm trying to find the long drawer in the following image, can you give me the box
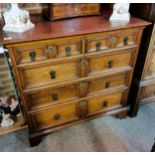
[19,49,134,90]
[30,90,126,132]
[26,72,129,110]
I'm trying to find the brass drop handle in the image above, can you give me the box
[109,37,117,47]
[50,71,56,79]
[107,60,113,68]
[66,47,71,57]
[102,101,108,107]
[104,81,110,88]
[123,37,128,46]
[54,114,60,120]
[29,51,36,61]
[51,94,58,101]
[96,41,101,51]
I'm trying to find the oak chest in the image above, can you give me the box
[1,10,149,146]
[129,4,155,116]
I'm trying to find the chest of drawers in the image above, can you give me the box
[128,4,155,116]
[1,11,149,146]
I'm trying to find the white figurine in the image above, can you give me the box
[110,3,130,22]
[3,3,34,33]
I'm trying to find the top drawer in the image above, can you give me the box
[12,37,83,65]
[86,29,138,53]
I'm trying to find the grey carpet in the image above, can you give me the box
[0,103,155,152]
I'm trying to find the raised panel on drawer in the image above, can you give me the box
[88,73,127,95]
[88,92,123,115]
[13,37,83,64]
[22,60,79,89]
[88,50,133,75]
[86,29,137,53]
[28,84,78,110]
[146,47,155,78]
[31,101,78,131]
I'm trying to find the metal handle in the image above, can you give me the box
[50,71,56,79]
[66,47,71,56]
[123,37,128,46]
[107,60,113,68]
[29,51,36,61]
[51,94,58,101]
[109,37,117,47]
[102,101,108,107]
[96,41,101,51]
[104,81,110,88]
[54,114,60,120]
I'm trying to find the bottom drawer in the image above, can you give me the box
[88,92,124,115]
[30,90,126,131]
[142,84,155,99]
[31,102,78,131]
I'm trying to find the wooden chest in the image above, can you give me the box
[47,3,101,20]
[128,4,155,116]
[1,10,149,146]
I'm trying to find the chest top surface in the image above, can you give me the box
[0,9,150,45]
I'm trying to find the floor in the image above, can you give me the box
[0,103,155,152]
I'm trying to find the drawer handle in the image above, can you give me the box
[66,47,71,57]
[50,71,56,79]
[109,37,117,47]
[107,60,113,68]
[96,41,101,51]
[54,114,60,120]
[47,46,57,57]
[51,94,58,101]
[104,81,110,88]
[123,37,128,46]
[29,51,36,61]
[102,101,108,107]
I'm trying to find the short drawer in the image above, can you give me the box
[21,60,80,89]
[88,92,124,115]
[28,84,78,110]
[141,84,155,99]
[88,73,127,95]
[12,37,83,64]
[86,29,137,53]
[31,101,78,131]
[88,49,134,75]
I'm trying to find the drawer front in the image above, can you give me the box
[89,50,133,75]
[142,84,155,99]
[86,29,137,53]
[31,102,78,131]
[13,38,83,64]
[22,61,79,89]
[146,47,155,77]
[28,84,78,110]
[88,73,127,95]
[88,92,123,114]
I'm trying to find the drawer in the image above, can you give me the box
[146,47,155,78]
[86,29,137,53]
[88,92,124,115]
[88,73,127,95]
[141,84,155,99]
[28,84,78,110]
[88,50,134,75]
[31,101,78,131]
[13,37,83,64]
[21,60,80,89]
